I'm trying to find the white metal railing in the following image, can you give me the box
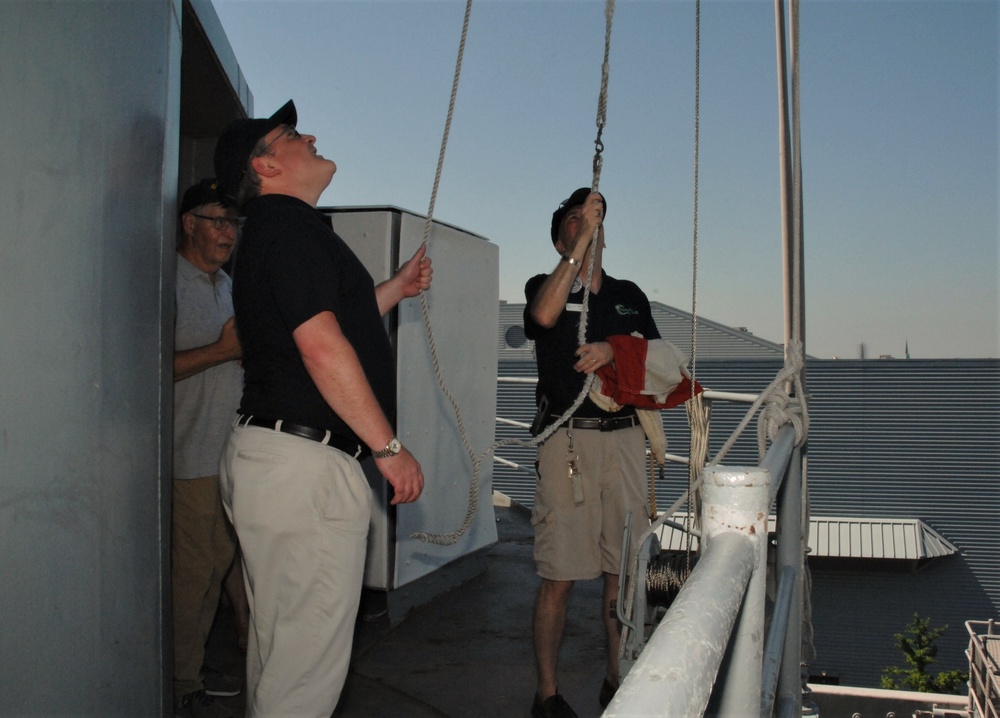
[494,378,808,717]
[967,619,1000,718]
[606,425,802,717]
[493,382,760,472]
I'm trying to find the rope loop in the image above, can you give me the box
[754,338,810,456]
[757,389,804,456]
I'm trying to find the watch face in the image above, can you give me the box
[389,438,402,454]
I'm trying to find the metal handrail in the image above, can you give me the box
[493,382,805,718]
[605,425,802,718]
[966,619,1000,718]
[605,532,757,716]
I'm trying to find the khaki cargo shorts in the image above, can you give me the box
[531,424,649,581]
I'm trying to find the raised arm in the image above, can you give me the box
[528,192,604,328]
[375,244,433,316]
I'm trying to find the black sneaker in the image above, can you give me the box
[175,689,233,718]
[201,665,242,697]
[598,676,619,708]
[531,692,578,718]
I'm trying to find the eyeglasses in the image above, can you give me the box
[260,125,301,155]
[190,213,242,231]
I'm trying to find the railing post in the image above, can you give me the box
[703,466,772,717]
[605,466,770,717]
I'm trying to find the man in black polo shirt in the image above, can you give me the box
[213,100,431,717]
[524,188,659,718]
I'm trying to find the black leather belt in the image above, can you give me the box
[566,415,640,432]
[236,414,366,459]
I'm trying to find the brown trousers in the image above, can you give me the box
[172,475,235,697]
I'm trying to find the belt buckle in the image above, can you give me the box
[599,418,612,432]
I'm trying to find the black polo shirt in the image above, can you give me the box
[524,270,660,421]
[232,194,395,439]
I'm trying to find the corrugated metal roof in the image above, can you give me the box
[653,514,958,561]
[808,516,958,560]
[498,301,787,361]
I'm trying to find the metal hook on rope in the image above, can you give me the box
[593,128,605,178]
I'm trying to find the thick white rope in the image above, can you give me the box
[575,0,615,348]
[685,0,703,562]
[413,0,617,544]
[534,0,615,448]
[620,0,701,658]
[409,0,477,545]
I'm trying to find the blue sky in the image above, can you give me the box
[213,0,998,359]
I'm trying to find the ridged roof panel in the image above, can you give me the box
[498,301,786,360]
[653,515,958,560]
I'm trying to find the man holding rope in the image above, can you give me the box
[524,187,659,717]
[213,99,432,717]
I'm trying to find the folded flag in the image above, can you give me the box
[593,335,704,410]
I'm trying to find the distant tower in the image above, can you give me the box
[905,340,911,360]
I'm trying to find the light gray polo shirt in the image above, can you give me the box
[173,254,243,480]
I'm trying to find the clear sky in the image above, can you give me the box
[213,0,997,359]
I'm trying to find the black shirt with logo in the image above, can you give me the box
[523,270,660,423]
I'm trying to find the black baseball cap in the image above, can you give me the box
[179,178,227,215]
[550,187,607,244]
[214,99,297,203]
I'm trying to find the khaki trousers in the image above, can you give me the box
[220,426,372,718]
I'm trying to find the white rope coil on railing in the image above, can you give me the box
[710,339,809,467]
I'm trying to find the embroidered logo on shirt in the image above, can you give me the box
[616,304,639,316]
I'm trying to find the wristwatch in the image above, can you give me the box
[372,437,403,459]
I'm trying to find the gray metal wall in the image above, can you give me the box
[329,208,500,592]
[0,1,181,714]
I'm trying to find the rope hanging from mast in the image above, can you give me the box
[591,0,614,189]
[618,0,811,662]
[413,0,618,545]
[409,0,478,545]
[685,0,704,569]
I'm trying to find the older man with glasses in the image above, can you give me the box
[172,179,245,718]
